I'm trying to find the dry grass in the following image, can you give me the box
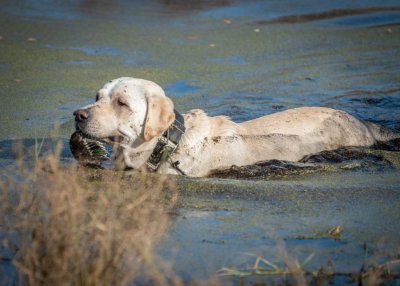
[0,142,182,286]
[218,243,311,286]
[218,243,400,285]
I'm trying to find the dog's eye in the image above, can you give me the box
[117,98,128,107]
[95,93,100,102]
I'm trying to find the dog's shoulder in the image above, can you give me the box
[183,109,239,138]
[183,109,208,129]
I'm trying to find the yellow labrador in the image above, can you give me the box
[73,77,398,177]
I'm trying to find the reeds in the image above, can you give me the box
[0,142,181,286]
[218,246,400,285]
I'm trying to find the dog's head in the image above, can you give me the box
[73,77,175,146]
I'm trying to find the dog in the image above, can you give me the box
[72,77,399,177]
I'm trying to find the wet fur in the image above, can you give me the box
[74,77,400,177]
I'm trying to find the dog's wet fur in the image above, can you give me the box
[71,77,400,177]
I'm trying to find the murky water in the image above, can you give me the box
[1,0,400,284]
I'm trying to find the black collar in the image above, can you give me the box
[146,109,186,175]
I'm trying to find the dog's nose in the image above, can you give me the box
[73,109,89,122]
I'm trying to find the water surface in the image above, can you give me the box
[0,0,400,284]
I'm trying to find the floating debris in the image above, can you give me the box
[327,225,342,239]
[295,225,342,240]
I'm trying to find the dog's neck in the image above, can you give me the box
[119,110,186,173]
[145,110,186,174]
[116,138,157,170]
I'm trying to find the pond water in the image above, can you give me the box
[0,0,400,284]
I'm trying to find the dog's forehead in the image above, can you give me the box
[99,78,164,99]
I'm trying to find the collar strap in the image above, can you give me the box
[146,109,185,173]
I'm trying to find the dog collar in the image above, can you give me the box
[146,109,186,175]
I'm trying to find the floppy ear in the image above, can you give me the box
[144,95,175,141]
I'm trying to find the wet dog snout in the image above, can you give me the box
[74,109,89,122]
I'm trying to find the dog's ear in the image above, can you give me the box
[144,94,175,141]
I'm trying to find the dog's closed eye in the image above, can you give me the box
[117,97,129,108]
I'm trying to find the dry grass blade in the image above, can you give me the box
[301,253,315,269]
[217,267,251,277]
[218,252,297,277]
[243,252,281,272]
[218,249,400,285]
